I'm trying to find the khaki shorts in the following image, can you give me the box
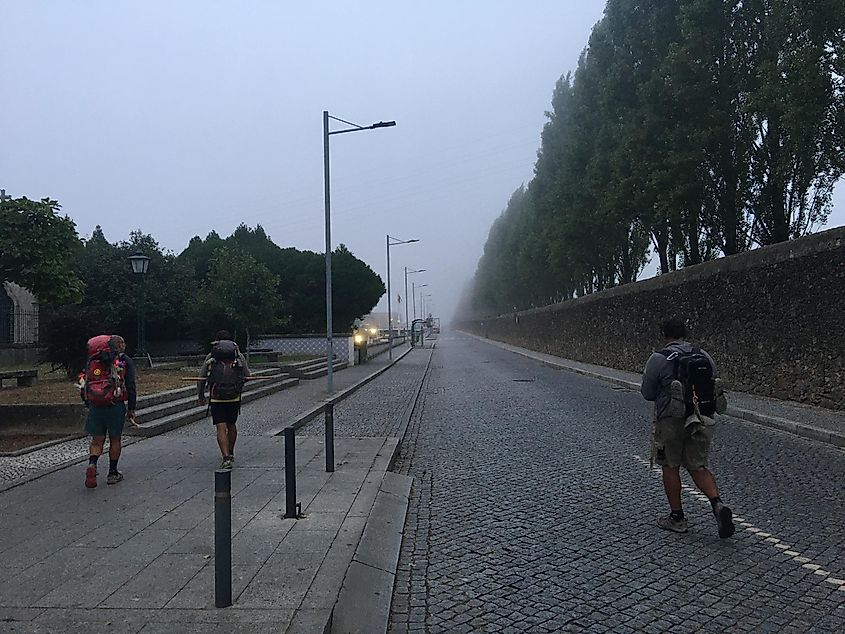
[653,415,715,470]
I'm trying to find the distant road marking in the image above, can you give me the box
[632,455,845,593]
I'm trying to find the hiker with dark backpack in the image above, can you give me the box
[197,330,250,469]
[81,335,137,488]
[641,317,734,538]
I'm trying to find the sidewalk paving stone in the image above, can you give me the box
[0,433,403,632]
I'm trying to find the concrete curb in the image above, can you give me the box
[331,471,413,634]
[462,331,845,450]
[0,436,143,494]
[270,346,414,436]
[389,341,437,471]
[0,432,86,458]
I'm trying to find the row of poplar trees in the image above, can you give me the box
[470,0,844,316]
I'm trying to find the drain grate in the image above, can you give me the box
[512,378,535,383]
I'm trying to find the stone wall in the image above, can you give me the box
[458,226,845,410]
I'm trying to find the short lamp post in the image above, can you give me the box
[386,235,419,360]
[128,253,151,355]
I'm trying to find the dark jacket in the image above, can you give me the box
[122,354,137,411]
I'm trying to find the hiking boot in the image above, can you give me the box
[106,471,124,485]
[714,504,735,539]
[657,515,689,533]
[221,457,233,470]
[84,465,98,489]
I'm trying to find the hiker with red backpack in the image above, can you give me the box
[641,317,734,538]
[197,330,250,470]
[81,335,136,488]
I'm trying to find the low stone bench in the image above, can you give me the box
[0,369,38,388]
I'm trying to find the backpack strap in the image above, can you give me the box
[656,348,680,361]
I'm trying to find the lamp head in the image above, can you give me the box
[128,253,151,275]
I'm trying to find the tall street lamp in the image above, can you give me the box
[404,268,425,343]
[128,253,151,356]
[412,282,428,320]
[323,111,395,394]
[386,235,418,360]
[422,293,433,323]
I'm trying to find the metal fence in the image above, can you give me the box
[0,308,39,346]
[252,334,352,363]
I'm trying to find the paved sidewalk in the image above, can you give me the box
[0,343,424,633]
[465,333,845,448]
[0,434,400,633]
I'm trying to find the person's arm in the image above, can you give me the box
[640,354,662,401]
[238,352,251,378]
[124,356,137,415]
[197,354,211,404]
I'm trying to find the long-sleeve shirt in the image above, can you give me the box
[122,354,137,411]
[197,351,250,402]
[641,340,716,419]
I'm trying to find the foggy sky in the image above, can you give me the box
[2,1,843,323]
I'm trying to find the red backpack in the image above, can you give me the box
[82,335,128,407]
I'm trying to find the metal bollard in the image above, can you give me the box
[325,402,335,473]
[214,469,232,608]
[283,427,299,519]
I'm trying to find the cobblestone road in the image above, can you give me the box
[389,333,845,633]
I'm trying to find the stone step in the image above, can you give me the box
[134,368,285,412]
[276,358,348,380]
[127,377,299,437]
[297,361,349,380]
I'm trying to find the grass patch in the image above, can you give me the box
[0,365,188,405]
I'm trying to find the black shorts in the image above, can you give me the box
[210,401,240,425]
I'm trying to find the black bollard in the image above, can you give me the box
[214,469,232,608]
[325,402,335,473]
[283,426,298,519]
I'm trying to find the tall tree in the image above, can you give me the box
[191,247,282,349]
[0,197,83,304]
[745,0,845,244]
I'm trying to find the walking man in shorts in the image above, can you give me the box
[198,330,249,469]
[83,335,136,488]
[641,317,735,538]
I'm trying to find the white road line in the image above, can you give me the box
[632,454,845,593]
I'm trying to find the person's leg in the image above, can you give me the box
[227,423,237,456]
[86,434,105,488]
[227,402,240,457]
[105,405,126,484]
[216,422,229,458]
[654,417,688,533]
[686,422,734,538]
[89,435,105,459]
[689,467,719,498]
[107,435,122,478]
[662,466,683,509]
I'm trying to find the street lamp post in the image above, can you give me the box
[404,268,425,344]
[323,111,395,394]
[422,293,433,323]
[386,235,418,360]
[412,282,428,320]
[128,253,151,356]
